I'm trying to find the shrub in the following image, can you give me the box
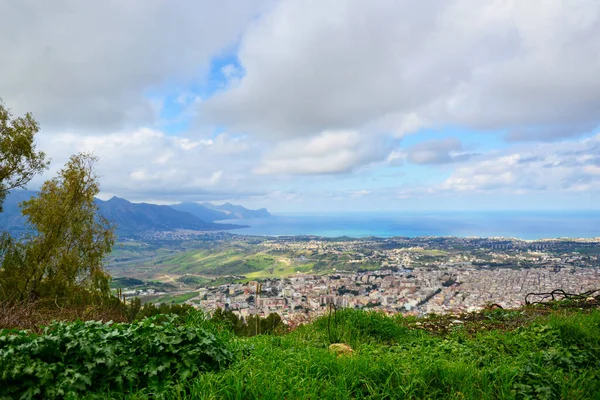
[312,308,410,346]
[0,314,232,399]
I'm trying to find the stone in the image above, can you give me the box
[329,343,354,357]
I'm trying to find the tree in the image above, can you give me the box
[0,101,48,212]
[0,153,115,303]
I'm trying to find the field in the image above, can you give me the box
[106,240,388,285]
[2,304,600,399]
[144,291,201,304]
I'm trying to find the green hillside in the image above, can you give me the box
[108,243,387,283]
[2,303,600,399]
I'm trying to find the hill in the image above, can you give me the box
[170,202,230,222]
[201,202,271,219]
[0,191,246,237]
[105,242,379,282]
[1,302,599,398]
[95,197,244,236]
[0,189,36,236]
[171,201,271,221]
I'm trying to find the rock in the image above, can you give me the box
[329,343,354,357]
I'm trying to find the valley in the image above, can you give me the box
[106,234,600,318]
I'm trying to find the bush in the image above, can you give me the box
[0,314,232,399]
[311,308,410,346]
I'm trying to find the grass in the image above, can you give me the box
[145,291,200,304]
[244,261,314,279]
[68,304,600,399]
[111,244,388,283]
[160,249,261,276]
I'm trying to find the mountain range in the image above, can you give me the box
[171,202,271,221]
[0,191,270,238]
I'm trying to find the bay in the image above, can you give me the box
[221,211,600,240]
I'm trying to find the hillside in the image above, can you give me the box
[95,197,244,236]
[0,191,247,237]
[170,202,231,222]
[171,202,272,222]
[106,243,379,282]
[0,189,35,235]
[201,202,271,219]
[1,302,599,399]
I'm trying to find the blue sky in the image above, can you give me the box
[1,0,600,212]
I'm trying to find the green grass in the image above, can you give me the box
[109,277,145,289]
[148,291,200,304]
[159,249,259,276]
[114,244,388,283]
[63,306,600,399]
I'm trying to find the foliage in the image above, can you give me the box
[152,291,200,305]
[0,300,127,332]
[0,101,48,212]
[109,277,144,289]
[313,307,409,346]
[176,275,211,286]
[2,306,600,399]
[211,308,285,337]
[0,314,233,399]
[125,307,599,399]
[124,299,195,322]
[0,153,115,304]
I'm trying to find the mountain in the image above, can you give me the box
[171,202,271,221]
[0,190,36,235]
[170,202,229,222]
[0,191,245,237]
[95,197,244,236]
[201,202,271,219]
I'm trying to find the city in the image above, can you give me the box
[115,234,600,324]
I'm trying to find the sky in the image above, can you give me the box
[1,0,600,212]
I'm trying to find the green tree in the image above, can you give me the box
[0,153,115,303]
[0,101,48,212]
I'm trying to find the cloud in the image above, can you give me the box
[404,137,475,165]
[437,133,600,193]
[505,123,599,142]
[32,129,267,202]
[255,130,387,175]
[3,0,600,210]
[203,0,600,141]
[0,0,270,131]
[351,190,370,197]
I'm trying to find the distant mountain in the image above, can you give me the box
[201,202,271,220]
[0,190,36,236]
[170,202,229,222]
[95,197,244,236]
[172,202,271,221]
[0,191,246,238]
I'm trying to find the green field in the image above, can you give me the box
[3,305,600,399]
[109,243,379,283]
[159,249,278,276]
[148,291,200,304]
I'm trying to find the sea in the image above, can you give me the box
[221,211,600,240]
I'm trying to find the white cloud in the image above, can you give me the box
[204,0,600,141]
[0,0,270,131]
[4,0,600,209]
[403,137,475,165]
[255,130,387,175]
[436,134,600,194]
[351,190,370,197]
[32,128,265,201]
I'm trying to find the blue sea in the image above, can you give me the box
[222,211,600,240]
